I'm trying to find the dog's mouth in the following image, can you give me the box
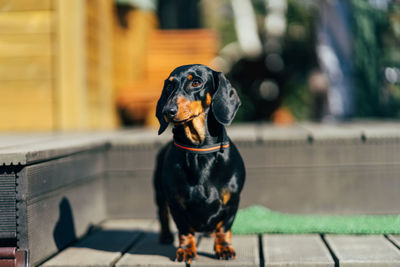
[172,113,201,124]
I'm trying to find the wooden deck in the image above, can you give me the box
[41,219,400,267]
[3,123,400,266]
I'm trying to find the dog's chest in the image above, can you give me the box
[180,153,231,190]
[183,183,223,228]
[187,183,219,205]
[166,151,232,209]
[176,164,222,205]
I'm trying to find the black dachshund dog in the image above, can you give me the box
[153,64,245,263]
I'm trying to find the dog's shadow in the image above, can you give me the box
[73,230,175,261]
[74,229,217,262]
[124,231,177,261]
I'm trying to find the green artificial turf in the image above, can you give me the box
[231,205,400,235]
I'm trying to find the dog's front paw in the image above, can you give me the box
[176,234,197,263]
[175,247,197,263]
[215,242,236,260]
[214,229,235,260]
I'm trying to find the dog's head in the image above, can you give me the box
[156,64,241,135]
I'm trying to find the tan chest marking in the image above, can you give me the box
[175,95,206,145]
[221,189,231,205]
[184,114,206,144]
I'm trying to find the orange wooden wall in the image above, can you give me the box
[0,0,116,131]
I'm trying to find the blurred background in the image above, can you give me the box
[0,0,400,131]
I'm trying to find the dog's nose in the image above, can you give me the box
[165,106,178,119]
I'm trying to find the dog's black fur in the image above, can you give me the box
[153,64,245,263]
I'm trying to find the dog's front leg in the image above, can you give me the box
[169,207,197,263]
[214,227,235,260]
[176,232,197,263]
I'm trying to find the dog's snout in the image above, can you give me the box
[164,106,178,119]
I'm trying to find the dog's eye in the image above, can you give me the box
[192,80,201,88]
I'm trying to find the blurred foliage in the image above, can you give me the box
[280,0,317,120]
[218,11,237,47]
[201,0,237,48]
[351,0,400,117]
[281,81,312,120]
[227,0,317,122]
[208,0,400,121]
[232,86,257,123]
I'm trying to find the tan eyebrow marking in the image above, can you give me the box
[187,74,193,80]
[169,76,174,82]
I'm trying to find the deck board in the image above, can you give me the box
[263,234,334,266]
[325,235,400,266]
[42,219,155,267]
[387,235,400,249]
[42,230,141,267]
[100,219,157,231]
[115,232,182,267]
[192,235,259,267]
[39,219,400,267]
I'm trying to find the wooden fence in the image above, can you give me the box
[0,0,116,130]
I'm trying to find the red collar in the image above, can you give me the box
[173,141,230,154]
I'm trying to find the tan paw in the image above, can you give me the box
[175,247,197,263]
[215,242,236,260]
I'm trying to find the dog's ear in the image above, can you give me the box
[155,80,169,135]
[211,71,241,125]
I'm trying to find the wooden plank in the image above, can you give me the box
[0,133,55,149]
[263,235,334,266]
[113,10,157,88]
[301,123,362,142]
[86,0,116,129]
[101,218,177,236]
[0,56,52,81]
[0,11,53,34]
[258,124,309,143]
[388,235,400,249]
[107,148,159,172]
[241,163,400,215]
[42,230,141,267]
[191,235,259,267]
[0,33,53,57]
[54,0,88,130]
[100,219,157,231]
[0,0,52,11]
[18,177,107,266]
[17,151,104,201]
[325,235,400,266]
[43,219,156,267]
[347,122,400,140]
[105,173,156,219]
[226,124,258,142]
[0,79,52,92]
[0,132,109,165]
[0,105,53,131]
[115,232,182,267]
